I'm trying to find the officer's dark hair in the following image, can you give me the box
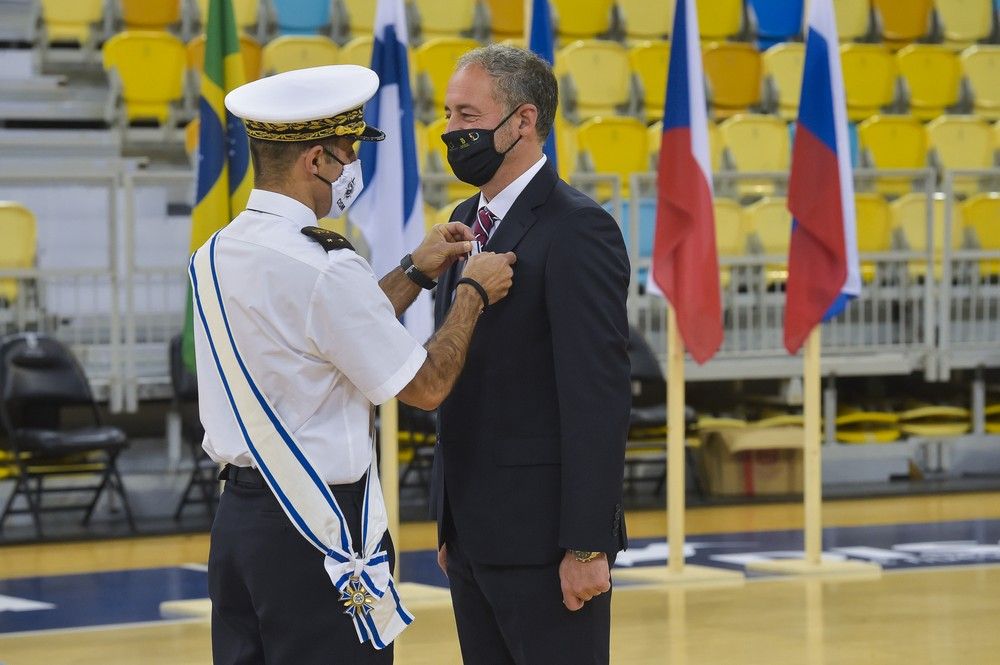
[248,136,345,187]
[455,44,558,143]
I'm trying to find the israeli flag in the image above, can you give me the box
[351,0,431,342]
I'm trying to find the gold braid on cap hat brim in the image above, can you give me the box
[244,107,368,142]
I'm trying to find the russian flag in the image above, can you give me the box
[350,0,431,342]
[651,0,722,364]
[784,0,860,354]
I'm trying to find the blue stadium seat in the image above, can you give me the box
[748,0,804,50]
[272,0,331,35]
[605,198,656,286]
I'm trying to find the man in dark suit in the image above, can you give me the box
[431,44,631,664]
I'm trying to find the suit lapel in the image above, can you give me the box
[484,163,558,255]
[436,197,479,322]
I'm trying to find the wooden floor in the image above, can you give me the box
[2,492,999,664]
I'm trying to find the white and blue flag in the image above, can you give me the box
[351,0,431,342]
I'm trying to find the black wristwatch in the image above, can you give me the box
[400,253,437,289]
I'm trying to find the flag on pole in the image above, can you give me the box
[650,0,722,364]
[783,0,860,354]
[527,0,557,170]
[351,0,431,342]
[182,0,253,370]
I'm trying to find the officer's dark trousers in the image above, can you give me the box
[209,466,394,665]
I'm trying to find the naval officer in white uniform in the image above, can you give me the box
[191,64,515,665]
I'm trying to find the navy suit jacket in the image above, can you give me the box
[431,162,631,566]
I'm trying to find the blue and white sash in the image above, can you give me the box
[190,232,413,649]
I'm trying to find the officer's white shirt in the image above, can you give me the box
[476,154,546,243]
[194,189,427,484]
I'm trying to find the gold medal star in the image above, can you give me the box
[341,577,376,617]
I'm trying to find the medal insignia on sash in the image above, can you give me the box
[341,577,376,617]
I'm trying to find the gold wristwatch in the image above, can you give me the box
[572,550,602,563]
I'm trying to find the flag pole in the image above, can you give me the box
[666,306,686,574]
[803,327,822,566]
[380,398,401,580]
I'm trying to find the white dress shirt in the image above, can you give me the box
[194,189,427,484]
[477,154,547,243]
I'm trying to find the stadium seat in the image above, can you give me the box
[424,116,478,202]
[715,198,748,287]
[0,202,36,306]
[484,0,522,39]
[935,0,994,48]
[120,0,181,31]
[339,35,373,67]
[413,38,479,120]
[104,31,187,124]
[896,45,961,121]
[898,405,971,436]
[857,115,928,195]
[262,35,340,75]
[748,0,804,49]
[719,114,790,197]
[962,193,1000,276]
[647,120,724,173]
[340,0,377,37]
[576,116,649,200]
[926,115,996,196]
[742,196,791,282]
[629,41,670,122]
[763,42,804,120]
[890,192,964,280]
[194,0,259,32]
[272,0,332,35]
[697,0,744,41]
[617,0,672,40]
[987,403,1000,434]
[187,33,262,82]
[840,44,898,122]
[549,0,616,41]
[834,0,872,42]
[961,46,1000,121]
[871,0,933,46]
[39,0,104,46]
[612,198,656,286]
[702,42,762,119]
[555,116,579,181]
[836,410,901,443]
[555,40,633,122]
[854,193,893,282]
[411,0,479,40]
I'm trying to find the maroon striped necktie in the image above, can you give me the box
[473,206,498,246]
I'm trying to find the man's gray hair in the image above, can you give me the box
[455,44,558,142]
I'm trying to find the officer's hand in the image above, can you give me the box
[462,252,516,305]
[410,223,476,279]
[559,551,610,611]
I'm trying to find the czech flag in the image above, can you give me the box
[651,0,722,364]
[784,0,860,354]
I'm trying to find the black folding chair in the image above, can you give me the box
[0,332,135,537]
[169,335,218,520]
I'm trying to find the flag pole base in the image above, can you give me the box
[614,564,745,588]
[746,558,881,579]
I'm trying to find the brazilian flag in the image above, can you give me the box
[182,0,253,371]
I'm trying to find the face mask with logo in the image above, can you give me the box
[441,107,522,187]
[315,150,365,218]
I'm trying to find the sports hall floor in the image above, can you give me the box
[1,492,1000,664]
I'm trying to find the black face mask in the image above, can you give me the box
[441,107,522,187]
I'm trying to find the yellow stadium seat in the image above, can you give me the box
[549,0,616,41]
[898,405,971,436]
[857,115,927,195]
[40,0,103,45]
[986,403,1000,434]
[854,193,893,282]
[414,37,479,117]
[194,0,259,32]
[743,196,791,282]
[719,114,789,197]
[702,42,762,119]
[936,0,994,48]
[554,40,633,122]
[425,116,478,201]
[840,44,897,122]
[696,0,744,41]
[120,0,181,31]
[715,198,747,288]
[618,0,672,40]
[555,116,579,181]
[262,36,339,75]
[961,46,1000,121]
[890,192,964,280]
[0,202,37,305]
[763,42,804,120]
[484,0,522,39]
[412,0,478,40]
[896,45,961,121]
[648,120,723,173]
[576,116,649,200]
[871,0,933,46]
[341,0,377,37]
[187,33,262,82]
[834,0,872,42]
[629,41,670,122]
[339,35,373,67]
[104,31,187,124]
[962,193,1000,276]
[836,410,901,443]
[926,115,995,196]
